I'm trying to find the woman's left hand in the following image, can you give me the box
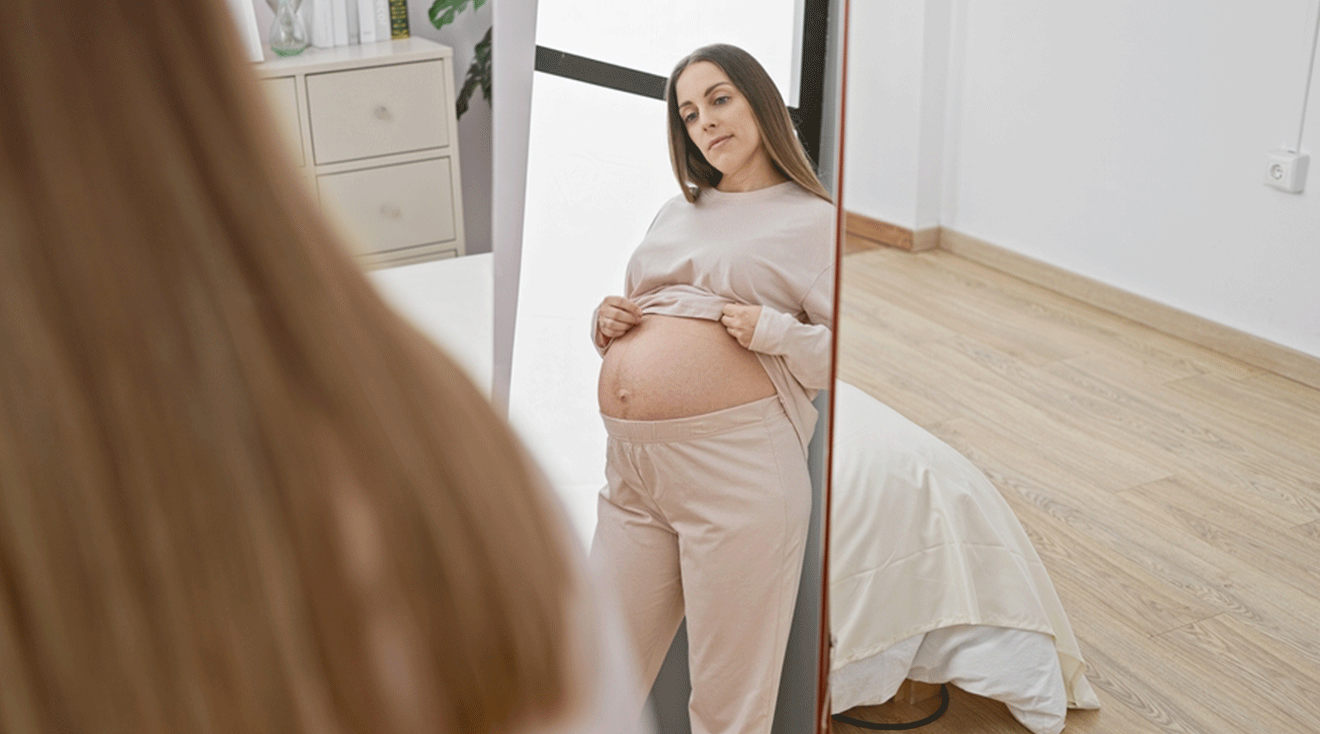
[720,303,761,348]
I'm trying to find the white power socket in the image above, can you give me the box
[1265,149,1309,193]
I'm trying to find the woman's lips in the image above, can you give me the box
[708,135,732,152]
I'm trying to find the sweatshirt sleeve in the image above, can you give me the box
[746,264,834,390]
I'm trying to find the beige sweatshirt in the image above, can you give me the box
[595,180,835,455]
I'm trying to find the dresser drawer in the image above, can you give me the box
[317,157,457,255]
[259,76,304,166]
[305,60,450,165]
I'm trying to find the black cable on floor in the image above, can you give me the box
[830,683,950,730]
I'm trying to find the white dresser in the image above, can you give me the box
[255,37,465,268]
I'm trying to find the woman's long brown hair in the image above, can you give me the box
[666,44,832,203]
[0,1,582,733]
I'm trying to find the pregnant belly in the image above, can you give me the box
[598,315,776,420]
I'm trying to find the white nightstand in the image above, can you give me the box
[255,37,466,268]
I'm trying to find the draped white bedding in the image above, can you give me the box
[829,381,1100,734]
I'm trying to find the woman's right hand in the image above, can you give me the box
[597,296,644,340]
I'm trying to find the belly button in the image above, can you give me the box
[616,388,631,402]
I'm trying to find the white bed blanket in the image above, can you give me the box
[829,381,1100,731]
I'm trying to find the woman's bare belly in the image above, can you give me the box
[598,315,776,420]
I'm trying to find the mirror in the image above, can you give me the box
[505,1,843,733]
[830,2,1320,733]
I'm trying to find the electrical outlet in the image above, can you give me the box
[1265,149,1309,193]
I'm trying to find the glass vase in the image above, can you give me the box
[269,0,309,57]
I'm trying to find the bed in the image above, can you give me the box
[829,381,1101,734]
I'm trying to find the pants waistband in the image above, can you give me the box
[601,395,784,442]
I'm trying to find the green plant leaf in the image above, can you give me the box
[456,26,492,118]
[429,0,473,30]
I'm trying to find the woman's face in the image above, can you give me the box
[674,61,772,186]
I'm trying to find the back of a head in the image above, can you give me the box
[0,1,583,733]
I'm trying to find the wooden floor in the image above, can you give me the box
[830,246,1320,734]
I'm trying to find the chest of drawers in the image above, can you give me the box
[255,37,466,268]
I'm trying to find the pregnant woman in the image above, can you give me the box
[590,44,835,734]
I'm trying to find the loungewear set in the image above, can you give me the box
[590,180,835,734]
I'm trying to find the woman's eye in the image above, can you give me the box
[684,112,698,124]
[714,95,730,105]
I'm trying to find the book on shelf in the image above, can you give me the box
[389,0,409,39]
[374,0,391,43]
[330,0,350,46]
[310,0,335,48]
[356,0,377,43]
[344,0,360,44]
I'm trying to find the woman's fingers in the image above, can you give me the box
[720,303,760,348]
[608,307,641,327]
[603,296,643,322]
[598,296,643,337]
[617,297,644,319]
[600,317,631,338]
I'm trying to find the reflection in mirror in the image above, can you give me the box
[830,3,1320,733]
[507,2,840,733]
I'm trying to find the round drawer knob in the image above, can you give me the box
[374,105,394,121]
[379,203,403,220]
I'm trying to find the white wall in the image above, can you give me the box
[841,1,924,226]
[913,0,952,230]
[509,73,673,544]
[845,0,1320,360]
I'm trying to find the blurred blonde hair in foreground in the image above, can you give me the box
[0,1,585,732]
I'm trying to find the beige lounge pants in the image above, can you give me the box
[590,395,812,734]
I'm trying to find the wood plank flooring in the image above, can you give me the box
[830,247,1320,734]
